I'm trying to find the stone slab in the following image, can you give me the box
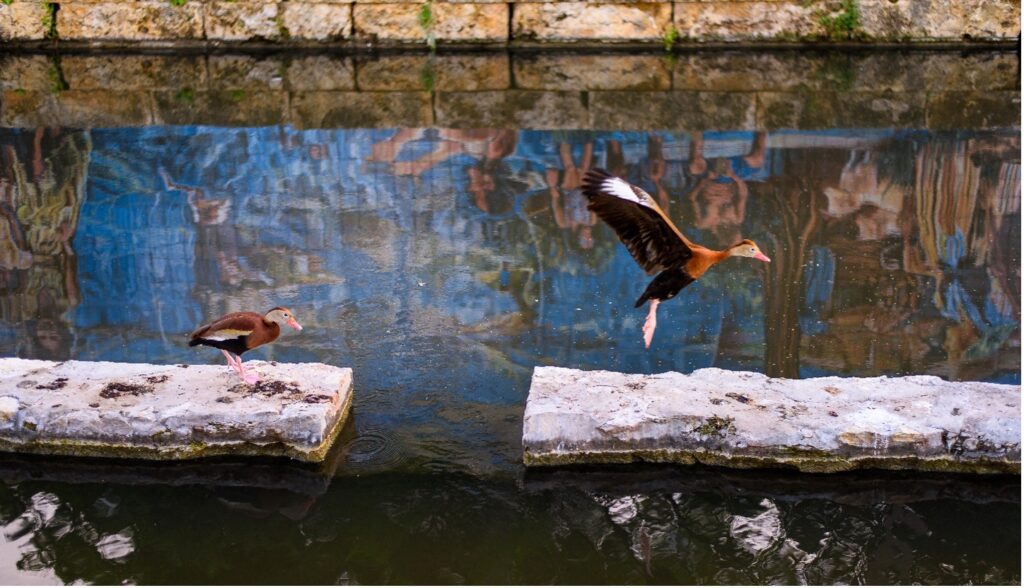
[59,2,204,41]
[153,89,287,126]
[513,54,671,90]
[522,367,1020,473]
[289,90,434,128]
[205,1,281,42]
[353,3,508,42]
[0,0,50,41]
[435,90,589,128]
[859,0,1021,41]
[513,2,672,42]
[588,90,757,130]
[356,54,510,91]
[0,90,157,128]
[0,358,353,462]
[674,1,820,42]
[281,2,353,41]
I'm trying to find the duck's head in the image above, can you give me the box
[727,239,771,263]
[265,307,303,331]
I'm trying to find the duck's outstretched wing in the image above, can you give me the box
[582,168,692,275]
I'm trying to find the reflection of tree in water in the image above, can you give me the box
[747,133,1020,381]
[532,469,1021,585]
[0,484,136,585]
[751,150,833,378]
[0,129,90,361]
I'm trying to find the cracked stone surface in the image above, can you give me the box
[0,358,353,462]
[523,367,1020,474]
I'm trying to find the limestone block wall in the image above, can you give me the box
[0,51,1018,129]
[0,0,1020,45]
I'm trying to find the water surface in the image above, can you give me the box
[0,50,1019,584]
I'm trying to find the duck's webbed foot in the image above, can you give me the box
[222,350,241,375]
[235,355,260,385]
[642,299,660,349]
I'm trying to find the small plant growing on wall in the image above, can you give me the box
[42,2,58,39]
[818,0,862,40]
[662,25,680,53]
[169,0,188,6]
[419,1,436,51]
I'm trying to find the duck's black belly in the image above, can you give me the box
[190,336,250,356]
[634,268,696,307]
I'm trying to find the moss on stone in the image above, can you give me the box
[693,416,736,437]
[0,386,353,464]
[524,446,1020,475]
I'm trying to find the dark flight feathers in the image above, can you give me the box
[581,168,692,275]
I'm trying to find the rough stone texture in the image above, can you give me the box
[290,90,434,128]
[523,367,1020,473]
[153,90,286,126]
[287,55,356,90]
[513,2,671,41]
[2,0,1021,44]
[0,0,49,41]
[589,91,757,130]
[513,54,671,90]
[209,55,286,89]
[0,54,51,91]
[356,54,510,91]
[59,2,204,41]
[354,3,508,42]
[756,90,928,130]
[0,358,353,462]
[674,1,821,42]
[926,91,1022,130]
[61,55,208,90]
[0,90,156,128]
[435,90,588,128]
[0,52,1018,130]
[281,2,352,41]
[860,0,1021,41]
[206,1,281,41]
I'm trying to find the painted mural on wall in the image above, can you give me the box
[0,126,1018,384]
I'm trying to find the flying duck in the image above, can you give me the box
[582,168,770,349]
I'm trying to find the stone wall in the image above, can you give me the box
[0,0,1020,46]
[1,51,1018,129]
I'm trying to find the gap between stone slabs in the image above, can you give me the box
[522,366,1021,474]
[0,358,353,463]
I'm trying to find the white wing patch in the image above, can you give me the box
[204,328,251,341]
[602,177,653,209]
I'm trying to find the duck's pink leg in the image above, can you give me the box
[234,354,260,385]
[642,299,660,349]
[221,350,242,375]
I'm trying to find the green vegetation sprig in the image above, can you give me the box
[418,1,436,51]
[819,0,861,40]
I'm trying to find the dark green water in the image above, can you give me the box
[0,51,1020,584]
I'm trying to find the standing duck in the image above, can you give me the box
[188,307,303,384]
[581,169,770,349]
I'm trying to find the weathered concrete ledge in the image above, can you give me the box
[523,367,1021,474]
[0,358,353,462]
